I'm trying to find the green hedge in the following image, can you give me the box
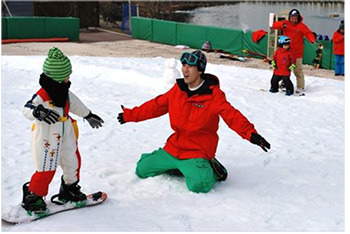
[131,17,335,70]
[2,17,79,41]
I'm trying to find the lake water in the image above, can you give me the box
[187,2,344,37]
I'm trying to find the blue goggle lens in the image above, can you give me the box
[180,52,198,66]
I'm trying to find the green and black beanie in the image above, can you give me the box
[43,47,72,83]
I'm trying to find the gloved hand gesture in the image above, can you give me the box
[84,112,104,129]
[117,105,126,124]
[250,132,270,152]
[33,104,60,125]
[117,113,125,124]
[271,60,276,69]
[289,63,296,71]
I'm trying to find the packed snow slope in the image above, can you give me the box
[1,56,344,231]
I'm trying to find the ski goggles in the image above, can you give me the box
[180,52,198,66]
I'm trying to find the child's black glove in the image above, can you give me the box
[250,132,270,152]
[33,104,60,125]
[84,112,104,129]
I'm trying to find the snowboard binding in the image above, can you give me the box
[21,182,48,214]
[51,176,87,206]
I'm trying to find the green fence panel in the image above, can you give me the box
[303,39,333,69]
[2,18,8,39]
[330,53,335,70]
[320,40,333,70]
[243,31,268,58]
[7,17,45,39]
[176,23,207,49]
[131,17,153,41]
[303,40,318,66]
[152,19,177,45]
[206,26,243,55]
[44,17,79,41]
[330,43,335,70]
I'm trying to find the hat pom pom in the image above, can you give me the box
[48,47,64,59]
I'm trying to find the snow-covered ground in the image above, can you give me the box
[1,56,344,231]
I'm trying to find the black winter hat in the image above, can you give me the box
[289,9,301,22]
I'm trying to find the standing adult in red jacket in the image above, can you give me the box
[332,20,344,76]
[273,9,316,94]
[117,50,270,193]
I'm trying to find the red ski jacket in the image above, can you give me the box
[123,74,258,160]
[273,47,296,76]
[332,30,344,55]
[273,16,316,59]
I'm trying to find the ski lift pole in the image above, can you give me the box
[2,0,12,16]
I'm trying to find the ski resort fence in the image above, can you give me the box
[1,17,80,42]
[131,17,335,70]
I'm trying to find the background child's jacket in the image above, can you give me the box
[273,48,296,76]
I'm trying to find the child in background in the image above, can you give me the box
[22,47,104,213]
[269,36,296,96]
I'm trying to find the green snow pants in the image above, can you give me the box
[135,148,217,193]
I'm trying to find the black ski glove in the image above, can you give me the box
[84,112,104,129]
[117,113,125,124]
[250,132,270,152]
[117,105,126,124]
[33,104,60,125]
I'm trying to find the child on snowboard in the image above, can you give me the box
[269,35,296,96]
[22,47,104,213]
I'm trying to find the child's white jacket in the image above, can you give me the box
[23,89,90,183]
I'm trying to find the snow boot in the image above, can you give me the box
[210,158,228,181]
[21,182,47,213]
[285,90,293,96]
[51,176,87,205]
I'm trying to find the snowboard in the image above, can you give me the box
[260,89,305,96]
[2,191,107,224]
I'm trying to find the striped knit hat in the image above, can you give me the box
[43,47,72,83]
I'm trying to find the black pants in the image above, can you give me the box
[270,75,294,94]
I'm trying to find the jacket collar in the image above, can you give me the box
[176,73,219,93]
